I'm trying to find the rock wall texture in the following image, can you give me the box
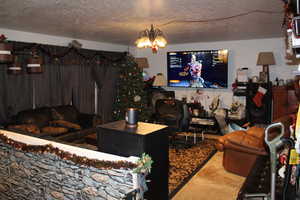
[0,141,136,200]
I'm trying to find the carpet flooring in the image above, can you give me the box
[168,138,217,198]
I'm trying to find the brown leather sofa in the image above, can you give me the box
[215,115,294,177]
[6,105,102,138]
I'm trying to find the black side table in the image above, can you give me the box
[97,120,169,200]
[189,117,216,143]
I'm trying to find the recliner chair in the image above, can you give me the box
[154,98,190,146]
[215,115,293,177]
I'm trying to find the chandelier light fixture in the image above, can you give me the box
[135,24,167,54]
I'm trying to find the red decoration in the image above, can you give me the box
[0,34,7,42]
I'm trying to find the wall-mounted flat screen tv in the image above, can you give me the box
[167,49,228,88]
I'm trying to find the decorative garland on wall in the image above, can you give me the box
[9,40,127,64]
[0,133,137,170]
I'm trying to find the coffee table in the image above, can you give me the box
[189,117,216,144]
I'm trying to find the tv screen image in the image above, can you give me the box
[167,49,228,88]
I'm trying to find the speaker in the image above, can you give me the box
[246,82,272,124]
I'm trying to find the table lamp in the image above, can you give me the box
[134,57,149,68]
[152,73,167,89]
[257,52,275,83]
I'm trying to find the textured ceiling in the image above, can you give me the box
[0,0,284,45]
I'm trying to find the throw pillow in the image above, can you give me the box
[53,105,79,123]
[92,115,102,127]
[246,126,265,139]
[8,124,40,134]
[51,108,64,120]
[41,126,68,135]
[49,120,82,130]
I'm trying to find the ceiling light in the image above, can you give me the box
[135,24,167,54]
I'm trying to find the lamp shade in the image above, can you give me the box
[152,73,167,87]
[134,57,149,68]
[257,52,275,65]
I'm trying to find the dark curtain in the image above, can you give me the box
[0,42,34,123]
[99,65,119,123]
[59,65,75,105]
[60,49,97,114]
[33,46,65,107]
[0,40,124,123]
[91,62,107,117]
[0,67,33,123]
[33,64,63,107]
[72,64,95,114]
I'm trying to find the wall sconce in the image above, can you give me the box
[27,48,43,74]
[0,34,13,64]
[0,35,44,75]
[8,56,22,75]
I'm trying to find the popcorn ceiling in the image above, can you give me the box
[0,0,283,45]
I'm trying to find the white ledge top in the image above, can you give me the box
[0,129,139,163]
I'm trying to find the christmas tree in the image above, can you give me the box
[112,55,151,122]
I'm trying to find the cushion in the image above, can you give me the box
[246,127,265,139]
[151,91,175,112]
[227,133,265,151]
[217,130,246,145]
[52,105,79,123]
[16,107,52,128]
[92,115,102,127]
[49,120,81,130]
[8,124,40,134]
[51,108,64,120]
[41,126,68,135]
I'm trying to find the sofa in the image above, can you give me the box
[6,105,102,139]
[215,115,294,177]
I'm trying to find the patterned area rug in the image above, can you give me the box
[169,138,217,198]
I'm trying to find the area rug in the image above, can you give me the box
[169,138,217,198]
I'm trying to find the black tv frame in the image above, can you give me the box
[167,49,229,89]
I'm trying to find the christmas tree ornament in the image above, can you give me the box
[134,95,141,102]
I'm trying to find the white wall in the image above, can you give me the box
[135,37,298,109]
[0,28,128,52]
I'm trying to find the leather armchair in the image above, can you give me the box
[154,99,190,146]
[216,127,267,177]
[216,115,294,177]
[155,98,184,130]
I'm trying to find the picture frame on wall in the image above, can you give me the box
[259,71,267,83]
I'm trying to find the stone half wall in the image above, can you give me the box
[0,131,141,200]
